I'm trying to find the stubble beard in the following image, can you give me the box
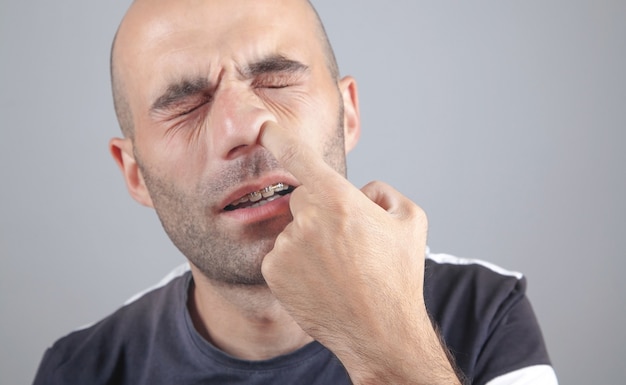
[136,109,347,287]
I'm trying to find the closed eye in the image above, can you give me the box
[176,98,211,117]
[252,76,294,90]
[262,83,290,89]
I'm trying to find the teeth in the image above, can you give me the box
[228,183,289,207]
[249,191,262,202]
[249,194,282,208]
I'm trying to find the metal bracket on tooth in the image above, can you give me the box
[264,183,284,194]
[249,183,286,201]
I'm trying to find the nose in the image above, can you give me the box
[208,83,275,159]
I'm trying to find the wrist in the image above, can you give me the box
[334,313,463,385]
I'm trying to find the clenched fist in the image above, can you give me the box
[259,121,461,385]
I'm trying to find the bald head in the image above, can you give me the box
[110,0,339,138]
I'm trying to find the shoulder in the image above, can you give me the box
[33,264,191,385]
[423,250,556,384]
[424,250,526,320]
[423,250,530,343]
[423,248,528,340]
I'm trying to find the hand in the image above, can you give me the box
[259,122,461,384]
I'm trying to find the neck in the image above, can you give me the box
[188,266,313,361]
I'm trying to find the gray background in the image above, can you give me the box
[1,1,624,384]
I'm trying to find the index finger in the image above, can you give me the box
[259,121,344,193]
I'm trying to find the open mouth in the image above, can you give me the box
[224,183,295,211]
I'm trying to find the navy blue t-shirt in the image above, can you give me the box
[33,252,555,385]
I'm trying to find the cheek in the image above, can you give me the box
[301,95,343,150]
[136,130,209,192]
[267,89,341,142]
[258,89,311,122]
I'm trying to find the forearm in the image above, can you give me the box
[338,312,464,385]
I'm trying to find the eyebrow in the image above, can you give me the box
[150,55,308,113]
[243,55,309,78]
[151,77,211,113]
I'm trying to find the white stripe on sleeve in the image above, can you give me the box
[124,262,191,305]
[485,365,558,385]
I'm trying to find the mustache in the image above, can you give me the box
[205,148,283,195]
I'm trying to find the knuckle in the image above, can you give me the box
[260,255,275,280]
[406,201,428,224]
[293,210,317,235]
[368,180,386,188]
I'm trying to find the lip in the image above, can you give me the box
[218,173,299,222]
[221,192,292,224]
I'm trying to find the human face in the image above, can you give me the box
[111,0,360,285]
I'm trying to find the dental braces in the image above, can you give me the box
[247,183,286,202]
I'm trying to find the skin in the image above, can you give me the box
[109,0,462,383]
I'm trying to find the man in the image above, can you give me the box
[34,0,557,384]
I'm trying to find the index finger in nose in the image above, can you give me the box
[259,121,342,193]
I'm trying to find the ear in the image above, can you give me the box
[109,137,154,208]
[338,76,361,153]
